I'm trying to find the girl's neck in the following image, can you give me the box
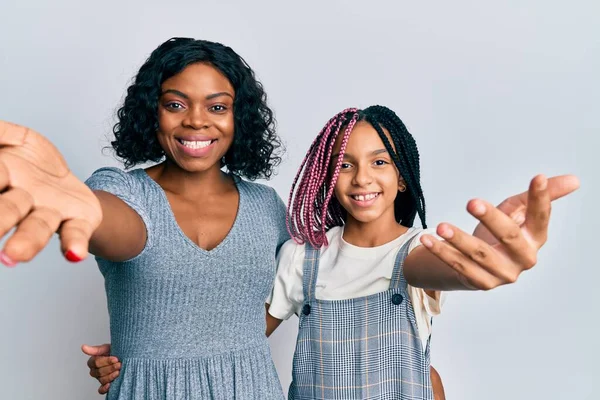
[342,213,409,248]
[146,160,234,199]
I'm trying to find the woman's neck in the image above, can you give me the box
[146,160,234,199]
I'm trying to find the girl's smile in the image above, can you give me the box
[348,191,381,207]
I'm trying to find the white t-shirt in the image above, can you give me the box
[267,226,444,349]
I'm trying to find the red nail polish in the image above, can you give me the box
[0,251,17,267]
[64,250,83,263]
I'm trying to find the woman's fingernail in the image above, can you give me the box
[64,250,83,263]
[0,251,17,267]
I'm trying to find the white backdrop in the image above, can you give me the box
[0,1,598,399]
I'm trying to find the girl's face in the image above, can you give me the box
[331,121,404,225]
[157,62,235,173]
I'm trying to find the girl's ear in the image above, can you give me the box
[398,177,407,192]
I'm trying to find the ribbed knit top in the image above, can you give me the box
[85,167,289,400]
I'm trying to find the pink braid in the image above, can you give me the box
[319,113,358,238]
[286,108,360,248]
[286,115,340,241]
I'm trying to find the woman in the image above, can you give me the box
[0,37,288,399]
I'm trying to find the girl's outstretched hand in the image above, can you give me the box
[420,174,580,290]
[0,121,102,266]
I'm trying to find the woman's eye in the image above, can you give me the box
[340,163,352,169]
[165,102,184,110]
[374,160,388,166]
[210,105,227,112]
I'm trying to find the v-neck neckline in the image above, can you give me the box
[137,169,244,255]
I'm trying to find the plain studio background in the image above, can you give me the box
[0,1,598,399]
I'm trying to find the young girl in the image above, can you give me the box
[263,105,575,399]
[265,106,439,399]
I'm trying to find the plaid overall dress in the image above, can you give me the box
[288,234,434,400]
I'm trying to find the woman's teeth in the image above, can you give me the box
[352,193,379,201]
[180,139,213,149]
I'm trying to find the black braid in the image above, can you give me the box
[360,105,427,228]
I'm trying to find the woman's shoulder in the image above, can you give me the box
[85,167,157,211]
[237,178,276,196]
[85,167,147,188]
[238,178,286,212]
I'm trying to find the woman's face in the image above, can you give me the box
[156,62,235,173]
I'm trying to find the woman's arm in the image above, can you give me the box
[88,191,147,261]
[430,366,446,400]
[0,121,146,264]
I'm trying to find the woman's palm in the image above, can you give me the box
[0,121,101,263]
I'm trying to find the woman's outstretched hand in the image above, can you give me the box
[0,121,102,266]
[420,174,580,290]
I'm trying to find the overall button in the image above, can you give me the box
[391,294,403,305]
[302,304,311,315]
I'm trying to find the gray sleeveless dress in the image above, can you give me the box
[85,167,289,400]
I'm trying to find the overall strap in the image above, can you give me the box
[390,230,422,290]
[301,242,321,316]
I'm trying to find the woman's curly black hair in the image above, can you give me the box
[111,37,282,180]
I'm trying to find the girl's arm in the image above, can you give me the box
[265,304,284,337]
[404,174,579,291]
[0,121,147,264]
[82,344,120,395]
[265,239,302,337]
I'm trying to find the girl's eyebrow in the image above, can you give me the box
[332,149,388,160]
[372,149,389,155]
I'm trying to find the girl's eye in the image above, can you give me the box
[374,159,389,166]
[340,163,352,169]
[210,105,228,113]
